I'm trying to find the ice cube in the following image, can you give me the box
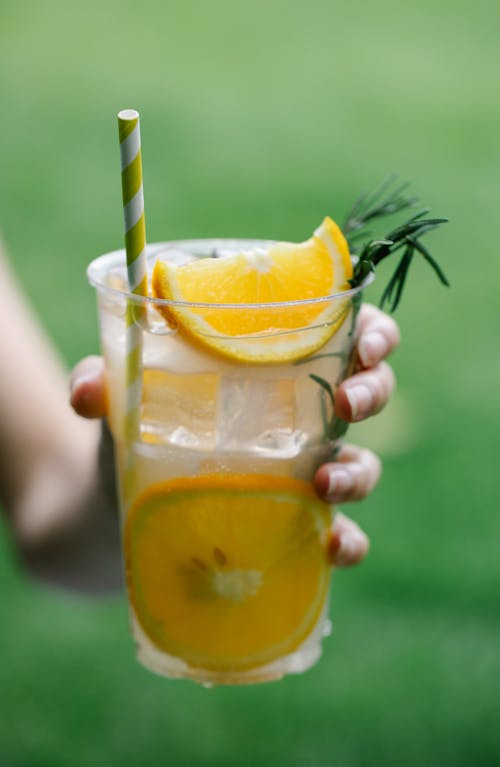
[216,374,303,455]
[140,368,218,449]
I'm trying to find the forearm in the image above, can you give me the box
[18,421,123,594]
[0,242,121,593]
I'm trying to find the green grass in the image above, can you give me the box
[1,0,499,765]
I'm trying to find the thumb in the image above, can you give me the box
[69,356,107,419]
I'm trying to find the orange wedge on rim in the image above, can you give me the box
[152,217,353,363]
[125,474,332,672]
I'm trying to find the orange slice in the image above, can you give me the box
[151,217,353,363]
[124,474,332,673]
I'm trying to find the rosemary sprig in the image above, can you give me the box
[344,177,449,311]
[343,174,418,240]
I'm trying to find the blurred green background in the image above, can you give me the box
[1,0,499,765]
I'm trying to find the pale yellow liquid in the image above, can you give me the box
[97,287,354,684]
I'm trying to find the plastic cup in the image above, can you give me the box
[88,238,364,686]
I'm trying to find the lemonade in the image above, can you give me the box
[88,224,364,685]
[109,110,448,684]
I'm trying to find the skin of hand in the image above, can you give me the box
[70,303,400,569]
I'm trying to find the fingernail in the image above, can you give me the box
[343,383,374,421]
[69,373,94,398]
[326,531,341,564]
[69,375,83,397]
[327,467,354,499]
[335,528,369,567]
[69,359,102,394]
[358,331,387,368]
[69,375,92,409]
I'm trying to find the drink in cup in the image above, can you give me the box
[90,109,448,685]
[88,218,365,685]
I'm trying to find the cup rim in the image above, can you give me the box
[87,238,370,310]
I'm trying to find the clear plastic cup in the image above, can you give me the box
[88,239,364,685]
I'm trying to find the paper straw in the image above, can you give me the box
[118,109,147,446]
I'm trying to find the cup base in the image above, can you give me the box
[130,610,329,686]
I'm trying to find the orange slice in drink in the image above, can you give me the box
[151,217,353,363]
[124,474,332,673]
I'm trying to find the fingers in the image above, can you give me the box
[69,355,107,419]
[355,303,401,368]
[315,443,377,567]
[335,303,399,422]
[335,361,396,422]
[326,512,370,568]
[314,443,382,504]
[314,305,394,567]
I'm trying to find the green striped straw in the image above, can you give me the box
[118,109,148,447]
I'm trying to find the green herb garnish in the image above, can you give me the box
[343,175,449,311]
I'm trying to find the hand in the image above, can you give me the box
[334,302,400,423]
[314,303,400,567]
[70,303,400,569]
